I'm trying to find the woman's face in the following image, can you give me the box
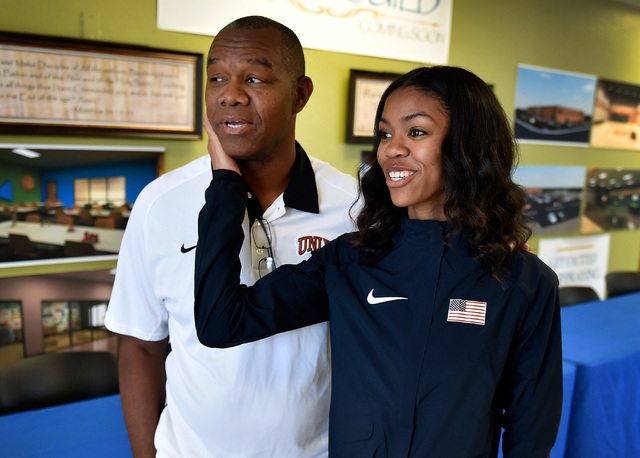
[376,86,450,220]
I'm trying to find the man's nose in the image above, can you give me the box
[218,78,249,106]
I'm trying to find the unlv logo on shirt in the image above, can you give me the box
[297,235,330,255]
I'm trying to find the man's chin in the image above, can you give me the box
[226,149,258,162]
[218,138,256,159]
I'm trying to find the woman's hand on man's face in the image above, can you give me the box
[204,115,241,175]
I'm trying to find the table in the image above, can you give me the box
[0,394,132,457]
[561,293,640,458]
[59,209,131,219]
[0,220,124,253]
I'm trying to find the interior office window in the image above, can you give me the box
[107,177,126,206]
[75,179,90,207]
[89,302,107,327]
[86,302,110,342]
[74,177,126,207]
[89,178,107,206]
[42,300,111,353]
[72,301,109,345]
[0,301,24,368]
[42,301,72,352]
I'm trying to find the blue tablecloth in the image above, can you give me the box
[553,362,577,458]
[0,394,132,457]
[561,293,640,458]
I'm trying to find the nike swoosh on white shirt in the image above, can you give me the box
[367,289,409,305]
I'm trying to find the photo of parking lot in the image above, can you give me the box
[513,165,586,236]
[514,65,596,146]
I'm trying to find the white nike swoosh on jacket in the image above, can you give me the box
[366,289,409,305]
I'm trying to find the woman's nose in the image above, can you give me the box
[384,136,409,158]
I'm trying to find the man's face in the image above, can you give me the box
[205,28,299,163]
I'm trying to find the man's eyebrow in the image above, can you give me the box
[247,58,273,69]
[206,57,273,69]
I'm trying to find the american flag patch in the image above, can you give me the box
[447,299,487,325]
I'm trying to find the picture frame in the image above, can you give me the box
[346,69,400,143]
[0,32,203,139]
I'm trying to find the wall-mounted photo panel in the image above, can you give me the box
[42,299,111,353]
[590,79,640,151]
[514,65,596,146]
[582,168,640,233]
[513,165,586,236]
[0,269,115,361]
[0,144,164,267]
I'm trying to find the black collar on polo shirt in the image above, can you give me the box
[246,141,319,224]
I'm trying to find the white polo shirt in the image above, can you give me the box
[105,147,359,457]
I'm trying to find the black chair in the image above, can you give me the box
[559,286,600,307]
[55,214,74,226]
[94,217,115,229]
[605,272,640,298]
[77,209,94,226]
[0,352,119,415]
[64,240,97,257]
[8,233,39,260]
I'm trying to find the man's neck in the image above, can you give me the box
[239,147,296,212]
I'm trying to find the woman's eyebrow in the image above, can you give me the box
[379,112,433,126]
[402,112,432,122]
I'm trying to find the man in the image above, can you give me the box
[105,16,358,457]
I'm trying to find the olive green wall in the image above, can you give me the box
[1,0,640,278]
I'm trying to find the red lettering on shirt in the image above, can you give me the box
[297,236,330,255]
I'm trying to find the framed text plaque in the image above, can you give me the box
[0,32,203,138]
[346,69,401,144]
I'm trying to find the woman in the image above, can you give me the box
[195,66,562,457]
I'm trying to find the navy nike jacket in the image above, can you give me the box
[195,171,562,458]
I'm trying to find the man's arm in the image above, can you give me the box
[118,335,169,458]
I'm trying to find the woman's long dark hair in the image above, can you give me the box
[352,66,531,280]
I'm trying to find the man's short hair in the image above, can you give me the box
[220,15,305,84]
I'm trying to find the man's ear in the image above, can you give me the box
[292,76,313,114]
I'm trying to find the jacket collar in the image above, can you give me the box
[247,141,319,222]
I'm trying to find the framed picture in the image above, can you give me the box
[346,69,400,143]
[0,32,203,139]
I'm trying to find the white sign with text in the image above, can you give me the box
[157,0,452,64]
[538,234,610,300]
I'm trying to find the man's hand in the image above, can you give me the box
[204,116,241,174]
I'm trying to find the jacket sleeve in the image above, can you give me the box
[500,261,563,457]
[194,170,329,348]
